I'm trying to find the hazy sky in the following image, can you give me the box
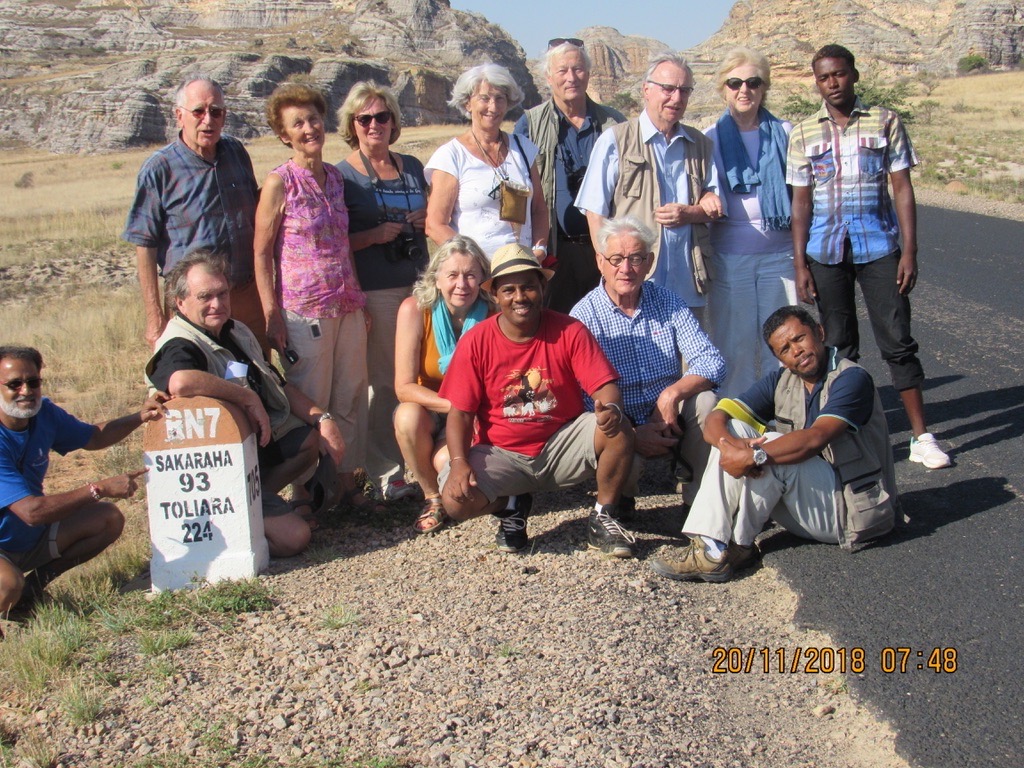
[449,0,737,58]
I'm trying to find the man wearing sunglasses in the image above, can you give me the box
[124,76,264,354]
[576,52,723,323]
[571,216,725,515]
[0,346,165,620]
[514,38,625,313]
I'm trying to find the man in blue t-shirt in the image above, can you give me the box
[0,346,164,618]
[650,306,898,583]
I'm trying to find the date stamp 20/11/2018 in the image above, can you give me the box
[710,646,959,675]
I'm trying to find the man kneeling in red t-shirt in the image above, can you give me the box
[439,244,637,557]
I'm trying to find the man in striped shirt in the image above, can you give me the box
[786,44,950,470]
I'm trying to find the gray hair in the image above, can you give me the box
[411,236,491,310]
[174,76,224,108]
[164,250,232,303]
[596,216,656,254]
[715,47,772,100]
[543,41,592,76]
[643,52,694,86]
[448,63,524,118]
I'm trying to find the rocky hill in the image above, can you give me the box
[0,0,538,153]
[1,0,1022,153]
[688,0,1024,79]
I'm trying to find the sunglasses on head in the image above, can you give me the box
[1,377,43,391]
[354,111,392,127]
[724,77,765,91]
[183,105,226,120]
[548,37,584,49]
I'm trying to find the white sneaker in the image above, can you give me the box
[382,479,422,501]
[909,433,952,469]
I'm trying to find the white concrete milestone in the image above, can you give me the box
[143,396,269,591]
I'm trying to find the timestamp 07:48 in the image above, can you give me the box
[710,646,959,674]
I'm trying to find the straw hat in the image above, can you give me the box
[482,243,555,292]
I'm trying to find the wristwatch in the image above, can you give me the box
[752,447,769,467]
[317,412,335,426]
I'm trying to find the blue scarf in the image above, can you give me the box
[716,107,791,232]
[434,297,488,374]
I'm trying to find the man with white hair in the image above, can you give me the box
[571,216,725,513]
[123,76,265,352]
[576,53,723,321]
[514,38,625,312]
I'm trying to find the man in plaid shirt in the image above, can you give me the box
[571,216,725,510]
[786,44,950,470]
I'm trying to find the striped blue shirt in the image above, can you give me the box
[786,99,918,265]
[570,281,726,424]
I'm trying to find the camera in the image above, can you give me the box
[382,209,424,262]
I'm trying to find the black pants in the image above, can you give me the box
[808,248,924,391]
[545,236,601,313]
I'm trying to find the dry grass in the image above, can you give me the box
[909,70,1024,200]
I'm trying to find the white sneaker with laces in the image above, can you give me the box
[909,433,952,469]
[383,479,422,501]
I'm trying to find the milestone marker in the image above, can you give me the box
[143,396,268,591]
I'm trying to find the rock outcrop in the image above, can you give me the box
[0,0,538,153]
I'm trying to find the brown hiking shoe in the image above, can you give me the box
[649,539,733,583]
[728,542,761,573]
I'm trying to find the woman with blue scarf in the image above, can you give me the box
[704,47,797,396]
[394,236,492,533]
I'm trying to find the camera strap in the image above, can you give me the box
[359,151,414,215]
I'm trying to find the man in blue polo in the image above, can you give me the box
[651,306,898,583]
[787,44,950,469]
[124,76,265,352]
[1,346,164,618]
[571,216,725,511]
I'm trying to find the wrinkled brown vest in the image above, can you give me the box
[774,357,899,550]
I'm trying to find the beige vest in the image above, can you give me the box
[774,357,900,550]
[147,315,295,440]
[610,117,715,294]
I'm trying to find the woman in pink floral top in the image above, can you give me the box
[255,83,377,516]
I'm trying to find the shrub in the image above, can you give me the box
[957,54,989,75]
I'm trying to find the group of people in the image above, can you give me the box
[1,40,954,622]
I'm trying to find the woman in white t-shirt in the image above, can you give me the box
[705,47,796,396]
[425,64,550,262]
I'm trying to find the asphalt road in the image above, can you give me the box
[763,205,1024,768]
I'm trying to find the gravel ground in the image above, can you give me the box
[14,473,907,768]
[11,184,1011,766]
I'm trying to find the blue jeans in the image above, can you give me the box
[808,248,924,392]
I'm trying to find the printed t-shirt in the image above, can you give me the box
[440,311,617,457]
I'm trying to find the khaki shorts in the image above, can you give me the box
[439,413,598,503]
[0,523,60,572]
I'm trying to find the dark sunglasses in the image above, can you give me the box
[183,105,227,120]
[1,377,43,391]
[724,77,765,91]
[548,37,584,49]
[354,111,392,127]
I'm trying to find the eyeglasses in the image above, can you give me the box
[548,37,584,49]
[603,253,649,268]
[724,77,765,91]
[354,111,392,127]
[646,80,695,97]
[1,377,43,392]
[181,105,227,120]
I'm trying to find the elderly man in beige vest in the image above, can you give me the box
[575,52,722,322]
[513,38,625,312]
[651,305,899,584]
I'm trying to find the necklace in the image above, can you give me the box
[470,130,508,178]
